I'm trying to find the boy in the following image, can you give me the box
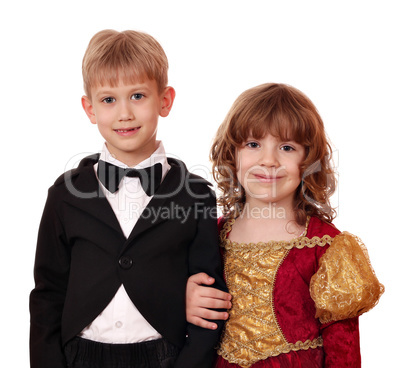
[29,29,227,368]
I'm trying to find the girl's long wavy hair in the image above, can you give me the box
[210,83,337,225]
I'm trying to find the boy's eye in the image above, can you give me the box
[245,142,260,149]
[131,93,144,100]
[102,97,115,104]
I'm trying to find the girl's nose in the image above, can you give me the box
[258,148,279,167]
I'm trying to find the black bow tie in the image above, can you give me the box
[97,160,162,196]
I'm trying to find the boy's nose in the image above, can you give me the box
[118,102,134,121]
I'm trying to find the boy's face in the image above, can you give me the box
[82,78,175,166]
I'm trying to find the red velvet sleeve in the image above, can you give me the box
[320,317,361,367]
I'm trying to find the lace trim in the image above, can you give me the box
[220,217,334,251]
[218,337,324,368]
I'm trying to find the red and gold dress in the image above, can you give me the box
[215,216,384,368]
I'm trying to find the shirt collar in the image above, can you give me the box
[99,141,171,180]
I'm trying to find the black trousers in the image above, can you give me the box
[64,337,180,368]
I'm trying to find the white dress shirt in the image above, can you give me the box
[79,141,170,343]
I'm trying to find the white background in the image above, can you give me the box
[1,0,400,366]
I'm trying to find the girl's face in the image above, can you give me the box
[236,133,305,209]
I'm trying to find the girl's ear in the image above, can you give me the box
[82,96,97,124]
[160,86,176,117]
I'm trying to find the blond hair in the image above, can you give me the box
[82,29,168,99]
[211,83,337,225]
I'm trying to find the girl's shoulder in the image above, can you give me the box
[306,216,340,239]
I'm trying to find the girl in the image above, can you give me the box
[186,83,384,367]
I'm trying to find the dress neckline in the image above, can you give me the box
[221,216,311,247]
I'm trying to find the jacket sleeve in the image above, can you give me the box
[29,187,70,368]
[174,189,227,368]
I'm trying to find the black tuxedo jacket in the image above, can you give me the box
[29,155,227,368]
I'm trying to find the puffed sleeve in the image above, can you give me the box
[310,232,384,324]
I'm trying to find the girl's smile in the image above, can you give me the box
[249,167,286,183]
[252,173,284,184]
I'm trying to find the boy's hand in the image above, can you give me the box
[186,272,232,330]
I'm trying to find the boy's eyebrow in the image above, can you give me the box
[92,83,153,98]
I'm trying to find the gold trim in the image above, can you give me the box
[271,248,290,345]
[218,337,324,368]
[220,216,334,252]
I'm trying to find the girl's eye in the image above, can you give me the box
[281,145,295,152]
[102,97,116,104]
[245,141,260,149]
[131,93,144,100]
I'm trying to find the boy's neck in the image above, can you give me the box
[105,141,159,167]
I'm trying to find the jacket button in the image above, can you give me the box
[119,256,133,269]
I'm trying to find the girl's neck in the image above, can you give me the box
[244,196,296,221]
[229,199,305,243]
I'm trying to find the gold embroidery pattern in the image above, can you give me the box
[310,232,385,324]
[217,219,329,367]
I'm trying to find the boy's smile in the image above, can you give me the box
[114,127,141,136]
[82,78,175,166]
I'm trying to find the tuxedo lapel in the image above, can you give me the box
[60,154,123,237]
[125,158,193,246]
